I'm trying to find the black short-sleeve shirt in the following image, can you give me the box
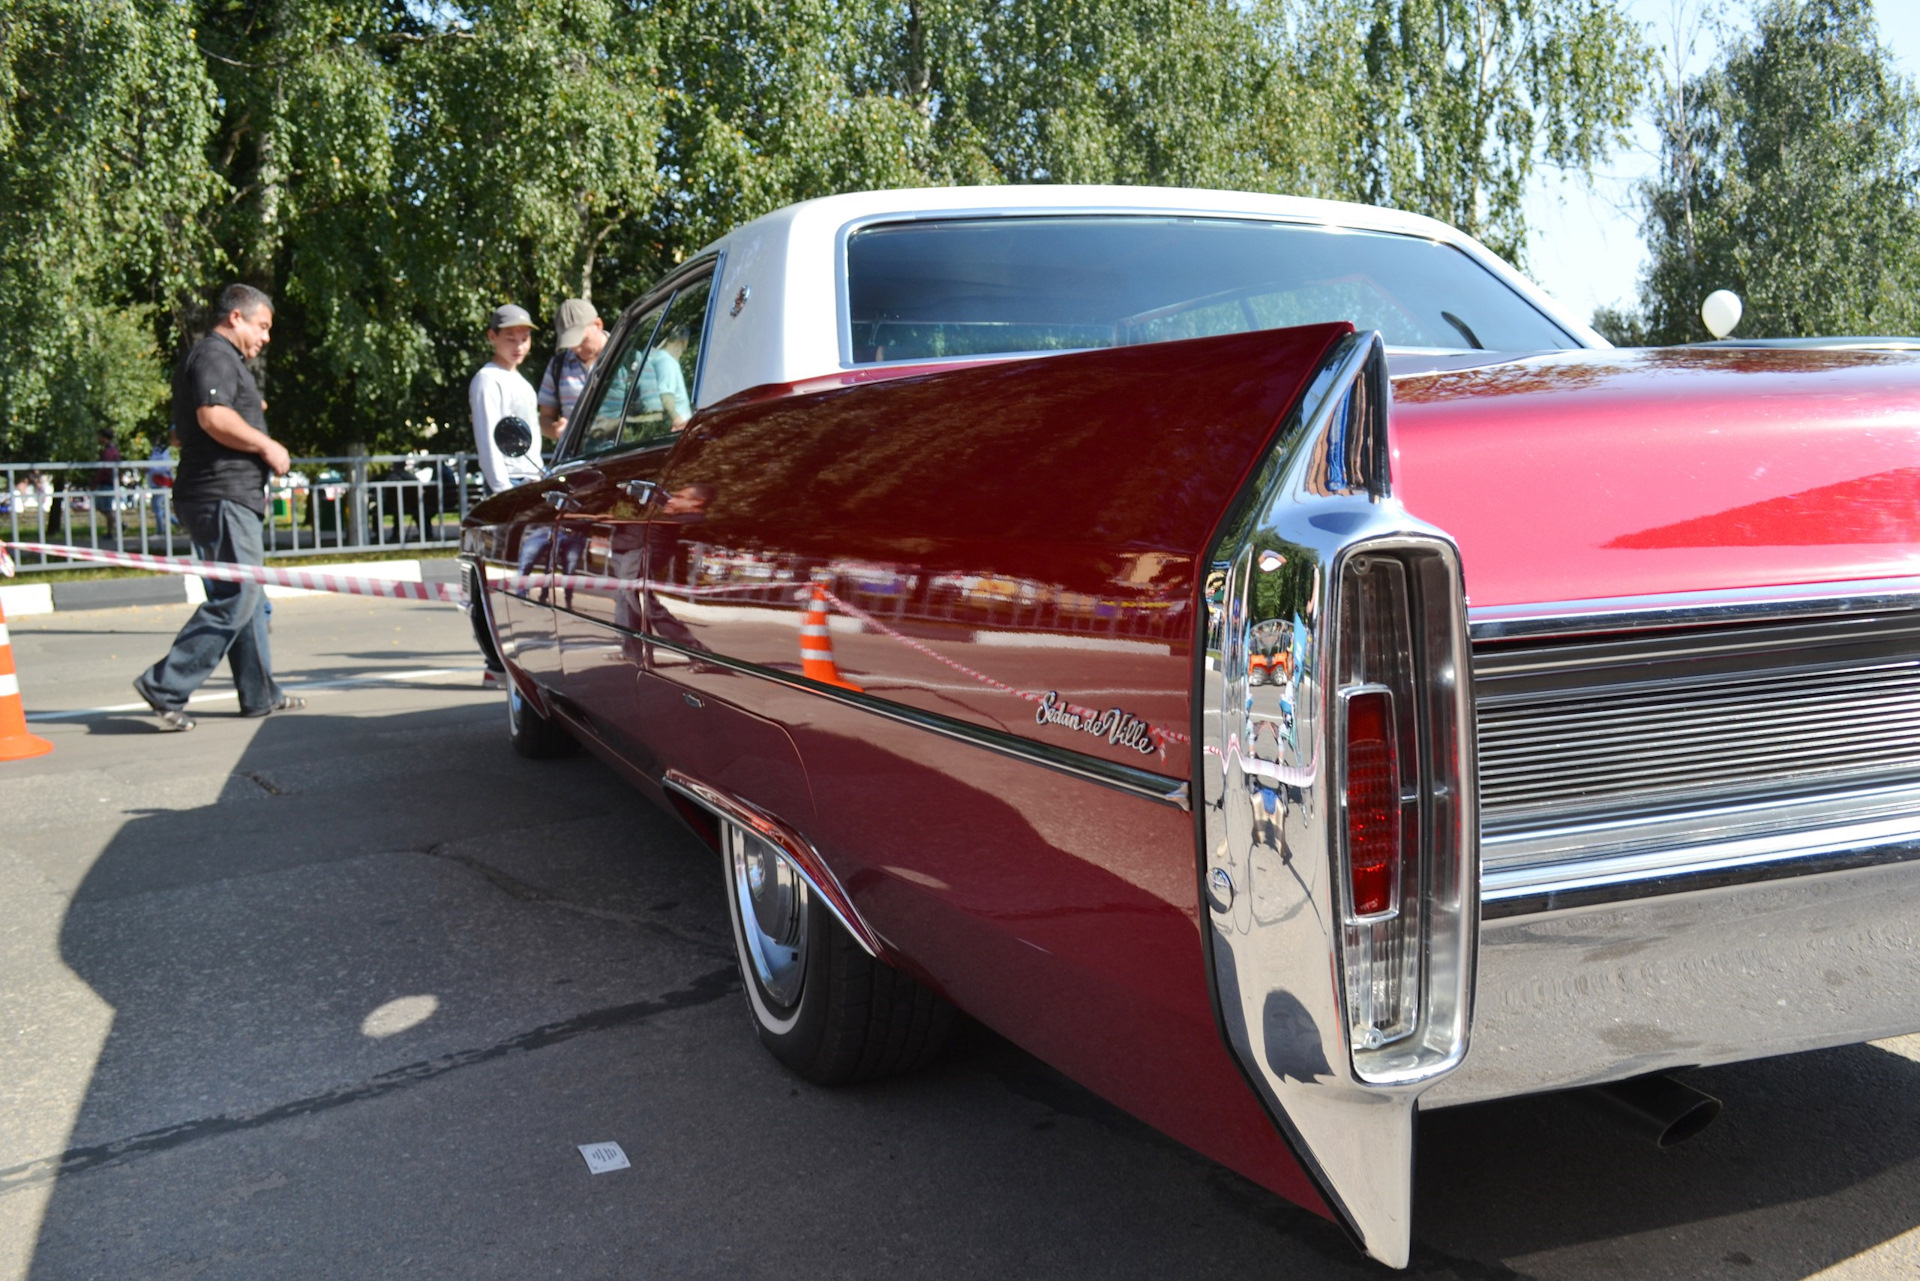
[173,332,270,514]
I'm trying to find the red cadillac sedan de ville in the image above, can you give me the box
[462,186,1920,1267]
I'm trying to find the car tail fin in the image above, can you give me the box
[1196,332,1478,1267]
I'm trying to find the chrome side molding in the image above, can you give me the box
[646,633,1191,810]
[1195,331,1478,1268]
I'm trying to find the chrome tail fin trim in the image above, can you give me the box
[1194,330,1479,1268]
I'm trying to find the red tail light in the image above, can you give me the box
[1344,689,1400,917]
[1336,555,1424,1052]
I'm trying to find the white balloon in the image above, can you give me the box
[1701,289,1743,339]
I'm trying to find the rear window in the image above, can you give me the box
[845,215,1577,363]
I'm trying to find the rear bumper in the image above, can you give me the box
[1424,852,1920,1107]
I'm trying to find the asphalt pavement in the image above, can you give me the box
[0,595,1915,1280]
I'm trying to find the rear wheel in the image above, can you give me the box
[723,821,954,1084]
[505,675,577,759]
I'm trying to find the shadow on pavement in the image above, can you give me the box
[1415,1040,1920,1276]
[16,693,1920,1279]
[20,701,725,1277]
[81,717,170,736]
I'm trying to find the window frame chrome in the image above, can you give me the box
[554,252,723,467]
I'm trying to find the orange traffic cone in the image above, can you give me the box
[800,582,862,692]
[0,592,54,761]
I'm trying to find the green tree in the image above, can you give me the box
[188,0,668,454]
[0,0,1653,460]
[1631,0,1920,342]
[0,0,220,459]
[1329,0,1653,263]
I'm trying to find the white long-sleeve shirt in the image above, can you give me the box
[469,363,545,493]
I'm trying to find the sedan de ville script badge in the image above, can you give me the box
[1035,690,1160,755]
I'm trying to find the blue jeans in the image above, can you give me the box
[137,500,282,713]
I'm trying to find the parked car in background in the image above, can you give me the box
[462,186,1920,1267]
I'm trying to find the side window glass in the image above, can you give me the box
[627,277,712,444]
[571,303,666,459]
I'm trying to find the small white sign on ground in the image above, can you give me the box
[577,1141,631,1174]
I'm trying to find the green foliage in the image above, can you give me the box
[1589,302,1649,346]
[1340,0,1653,261]
[1630,0,1920,342]
[0,0,220,458]
[0,0,1652,459]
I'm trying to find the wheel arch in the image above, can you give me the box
[661,769,887,962]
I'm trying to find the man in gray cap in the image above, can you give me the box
[537,298,608,441]
[469,303,543,493]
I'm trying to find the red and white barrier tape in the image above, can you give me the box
[2,541,465,602]
[1,541,1192,760]
[0,541,783,602]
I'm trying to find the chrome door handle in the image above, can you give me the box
[541,490,570,510]
[622,479,659,503]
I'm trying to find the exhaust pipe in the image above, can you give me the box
[1582,1073,1722,1147]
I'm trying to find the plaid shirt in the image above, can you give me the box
[536,348,594,421]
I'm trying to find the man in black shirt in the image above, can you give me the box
[133,283,304,731]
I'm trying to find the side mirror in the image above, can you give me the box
[493,415,533,458]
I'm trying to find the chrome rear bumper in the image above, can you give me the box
[1425,851,1920,1107]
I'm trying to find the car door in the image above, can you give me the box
[468,479,564,689]
[538,292,669,742]
[546,265,740,773]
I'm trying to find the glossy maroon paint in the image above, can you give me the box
[747,669,1329,1213]
[643,323,1349,778]
[466,321,1351,1222]
[642,324,1348,1214]
[1391,347,1920,608]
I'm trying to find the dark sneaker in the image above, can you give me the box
[132,677,195,732]
[240,694,307,718]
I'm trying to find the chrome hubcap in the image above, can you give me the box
[728,826,808,1009]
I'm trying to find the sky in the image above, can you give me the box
[1521,0,1920,323]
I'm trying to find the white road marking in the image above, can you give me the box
[26,666,487,721]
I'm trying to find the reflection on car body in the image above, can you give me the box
[464,185,1920,1268]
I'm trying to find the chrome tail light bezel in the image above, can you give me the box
[1194,330,1478,1267]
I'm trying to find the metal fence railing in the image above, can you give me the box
[0,454,482,572]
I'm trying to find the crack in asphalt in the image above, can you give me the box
[416,844,733,961]
[0,966,740,1196]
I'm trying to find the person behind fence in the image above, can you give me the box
[133,283,305,732]
[92,428,125,542]
[470,303,543,494]
[148,430,176,532]
[537,298,608,441]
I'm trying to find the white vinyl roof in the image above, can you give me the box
[693,185,1606,409]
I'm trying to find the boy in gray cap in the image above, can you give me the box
[469,304,543,493]
[537,298,608,440]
